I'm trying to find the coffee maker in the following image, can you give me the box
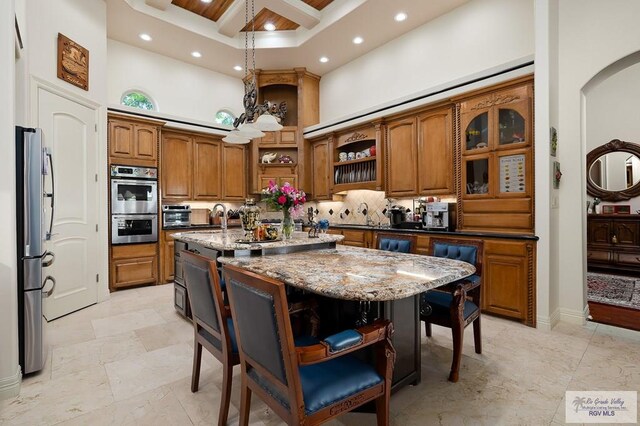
[422,202,456,231]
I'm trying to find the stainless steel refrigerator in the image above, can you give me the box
[16,126,56,374]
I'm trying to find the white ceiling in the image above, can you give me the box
[106,0,470,78]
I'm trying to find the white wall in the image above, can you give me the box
[0,0,21,400]
[107,39,244,123]
[26,0,107,105]
[586,61,640,212]
[554,0,640,323]
[319,0,534,122]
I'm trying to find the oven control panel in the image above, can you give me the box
[110,165,157,179]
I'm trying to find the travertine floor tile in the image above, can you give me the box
[3,285,640,426]
[91,308,166,338]
[104,343,212,401]
[51,331,147,379]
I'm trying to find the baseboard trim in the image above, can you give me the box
[558,305,589,325]
[537,308,561,331]
[0,366,21,401]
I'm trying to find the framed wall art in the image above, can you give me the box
[57,33,89,91]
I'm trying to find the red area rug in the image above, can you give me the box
[587,272,640,310]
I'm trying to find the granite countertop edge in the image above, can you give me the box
[322,224,539,241]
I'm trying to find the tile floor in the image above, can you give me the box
[1,284,640,425]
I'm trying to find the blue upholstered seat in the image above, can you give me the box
[379,237,412,253]
[248,354,383,415]
[422,291,478,319]
[199,317,238,353]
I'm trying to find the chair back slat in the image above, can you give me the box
[182,251,221,334]
[375,232,416,254]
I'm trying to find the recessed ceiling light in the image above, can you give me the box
[234,65,243,71]
[201,0,213,3]
[191,51,202,58]
[394,12,407,22]
[319,56,329,63]
[264,22,276,31]
[139,33,152,41]
[353,36,364,44]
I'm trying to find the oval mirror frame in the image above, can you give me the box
[586,139,640,201]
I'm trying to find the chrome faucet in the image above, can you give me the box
[358,202,374,227]
[212,203,227,233]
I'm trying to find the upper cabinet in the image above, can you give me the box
[248,68,320,194]
[385,105,454,198]
[161,132,193,201]
[386,117,418,197]
[161,130,244,202]
[193,137,222,200]
[108,115,162,167]
[456,79,534,234]
[221,144,247,201]
[311,137,330,200]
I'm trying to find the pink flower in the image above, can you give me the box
[278,195,286,205]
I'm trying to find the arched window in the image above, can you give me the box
[121,90,156,111]
[215,109,236,126]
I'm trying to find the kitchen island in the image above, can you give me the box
[173,231,474,390]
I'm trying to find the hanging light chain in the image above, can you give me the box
[244,0,248,79]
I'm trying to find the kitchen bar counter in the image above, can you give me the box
[218,245,475,301]
[173,230,344,254]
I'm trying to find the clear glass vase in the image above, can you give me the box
[282,210,294,240]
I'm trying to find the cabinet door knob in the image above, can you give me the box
[612,235,618,244]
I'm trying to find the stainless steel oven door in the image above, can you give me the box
[111,214,158,244]
[111,179,158,214]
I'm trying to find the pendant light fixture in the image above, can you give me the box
[224,0,281,144]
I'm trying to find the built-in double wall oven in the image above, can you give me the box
[110,165,158,245]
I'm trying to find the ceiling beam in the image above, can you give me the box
[268,0,320,29]
[144,0,172,11]
[217,0,248,37]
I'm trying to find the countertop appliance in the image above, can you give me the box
[110,165,158,244]
[422,202,456,231]
[162,205,191,228]
[16,126,56,374]
[388,206,406,228]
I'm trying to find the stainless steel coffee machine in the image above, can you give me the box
[422,202,456,231]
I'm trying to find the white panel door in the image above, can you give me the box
[38,88,99,320]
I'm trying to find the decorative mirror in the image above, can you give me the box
[586,139,640,201]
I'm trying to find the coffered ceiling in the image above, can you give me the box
[107,0,470,77]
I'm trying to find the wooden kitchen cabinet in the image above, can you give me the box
[108,115,161,167]
[161,130,244,202]
[416,107,454,195]
[161,132,193,201]
[257,127,298,148]
[385,117,418,197]
[311,138,330,200]
[160,230,180,283]
[329,228,373,248]
[482,239,535,325]
[221,144,247,201]
[193,136,222,200]
[456,78,534,234]
[110,243,158,290]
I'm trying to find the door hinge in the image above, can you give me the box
[96,224,98,232]
[95,124,98,132]
[96,273,99,282]
[95,174,98,182]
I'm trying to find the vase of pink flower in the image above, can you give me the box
[262,180,306,239]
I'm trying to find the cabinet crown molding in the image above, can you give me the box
[470,93,521,110]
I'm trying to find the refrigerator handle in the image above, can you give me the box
[42,251,55,268]
[42,276,56,298]
[44,149,55,241]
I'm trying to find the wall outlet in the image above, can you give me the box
[551,196,559,209]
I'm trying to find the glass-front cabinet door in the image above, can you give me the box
[461,109,492,154]
[462,154,492,197]
[497,102,530,149]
